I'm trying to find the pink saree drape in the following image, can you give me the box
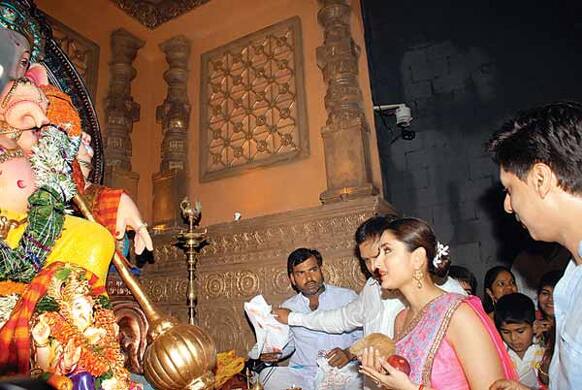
[394,293,517,388]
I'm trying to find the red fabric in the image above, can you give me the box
[0,262,102,374]
[92,188,124,236]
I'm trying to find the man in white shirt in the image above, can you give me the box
[255,248,362,390]
[488,101,582,390]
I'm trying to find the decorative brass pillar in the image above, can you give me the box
[103,29,144,198]
[152,35,191,228]
[316,0,378,203]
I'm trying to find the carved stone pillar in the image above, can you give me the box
[316,0,378,204]
[152,36,191,228]
[103,29,144,199]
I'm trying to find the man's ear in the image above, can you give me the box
[289,273,296,287]
[530,163,554,198]
[24,63,49,86]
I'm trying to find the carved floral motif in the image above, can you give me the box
[45,15,100,99]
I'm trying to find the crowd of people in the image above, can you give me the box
[249,101,582,390]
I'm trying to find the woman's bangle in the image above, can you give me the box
[418,385,425,390]
[34,339,50,348]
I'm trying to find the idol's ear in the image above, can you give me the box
[24,63,49,86]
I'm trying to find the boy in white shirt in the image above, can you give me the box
[494,293,545,389]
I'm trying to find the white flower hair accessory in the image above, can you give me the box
[433,242,449,268]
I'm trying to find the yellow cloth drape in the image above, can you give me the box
[3,211,114,287]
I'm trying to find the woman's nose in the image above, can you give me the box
[373,257,384,273]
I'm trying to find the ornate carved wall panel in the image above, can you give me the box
[45,15,100,99]
[144,196,395,355]
[199,17,309,181]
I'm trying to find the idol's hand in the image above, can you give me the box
[61,339,82,373]
[31,316,50,346]
[359,347,417,390]
[116,193,153,255]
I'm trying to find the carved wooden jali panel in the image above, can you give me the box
[44,15,100,99]
[143,196,395,355]
[199,17,309,181]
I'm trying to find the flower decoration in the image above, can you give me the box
[433,242,449,268]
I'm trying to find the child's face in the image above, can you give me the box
[499,322,534,356]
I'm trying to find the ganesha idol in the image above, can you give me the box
[0,1,151,388]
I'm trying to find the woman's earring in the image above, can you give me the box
[413,268,424,289]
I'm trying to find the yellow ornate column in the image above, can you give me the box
[152,35,192,228]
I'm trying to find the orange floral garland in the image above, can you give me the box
[93,306,130,384]
[39,84,82,137]
[0,281,26,296]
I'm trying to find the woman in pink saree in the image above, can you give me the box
[360,218,517,389]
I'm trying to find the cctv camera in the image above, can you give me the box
[395,105,412,128]
[373,103,413,128]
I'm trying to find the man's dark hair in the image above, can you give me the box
[449,265,478,295]
[287,248,323,275]
[494,292,536,329]
[487,101,582,194]
[354,215,397,278]
[354,214,398,254]
[538,269,563,294]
